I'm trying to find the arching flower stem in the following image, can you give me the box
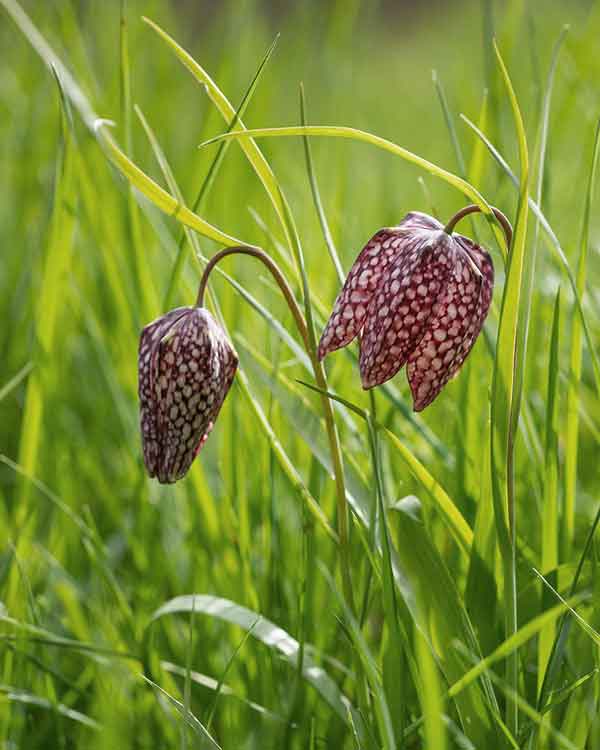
[197,245,355,610]
[444,203,513,250]
[197,245,311,351]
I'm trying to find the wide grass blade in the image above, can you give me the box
[149,594,354,724]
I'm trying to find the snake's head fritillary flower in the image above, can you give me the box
[138,307,238,483]
[318,211,494,411]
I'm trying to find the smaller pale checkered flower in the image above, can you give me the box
[138,307,237,484]
[318,209,504,411]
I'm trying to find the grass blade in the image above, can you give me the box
[163,33,280,309]
[460,113,600,399]
[488,39,529,736]
[199,125,510,253]
[564,120,600,553]
[537,290,561,696]
[1,0,245,246]
[142,675,221,749]
[300,84,344,284]
[149,594,354,724]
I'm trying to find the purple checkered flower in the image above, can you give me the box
[138,306,238,483]
[318,211,494,411]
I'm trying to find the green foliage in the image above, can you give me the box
[0,1,599,748]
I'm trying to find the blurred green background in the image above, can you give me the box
[1,0,600,747]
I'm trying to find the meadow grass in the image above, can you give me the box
[1,0,600,747]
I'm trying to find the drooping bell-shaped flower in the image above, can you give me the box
[138,306,238,483]
[318,211,494,411]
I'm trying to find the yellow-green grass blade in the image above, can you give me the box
[383,427,473,554]
[564,120,600,554]
[448,593,589,700]
[142,16,295,257]
[199,125,510,256]
[134,105,204,295]
[414,622,448,750]
[488,40,529,735]
[538,290,561,696]
[460,113,600,400]
[464,428,498,656]
[0,364,33,403]
[163,33,281,310]
[432,70,467,179]
[544,668,598,714]
[534,569,600,648]
[1,0,246,248]
[521,26,567,423]
[15,74,76,528]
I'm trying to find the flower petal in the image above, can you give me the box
[317,229,402,359]
[359,231,453,389]
[407,238,494,411]
[155,309,237,483]
[139,307,189,478]
[317,213,443,360]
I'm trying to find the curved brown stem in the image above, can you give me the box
[444,204,513,249]
[197,244,356,613]
[196,245,311,352]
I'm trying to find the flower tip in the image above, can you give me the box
[360,374,376,391]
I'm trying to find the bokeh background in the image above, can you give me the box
[1,0,600,748]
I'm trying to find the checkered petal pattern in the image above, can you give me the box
[318,213,494,411]
[138,307,238,483]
